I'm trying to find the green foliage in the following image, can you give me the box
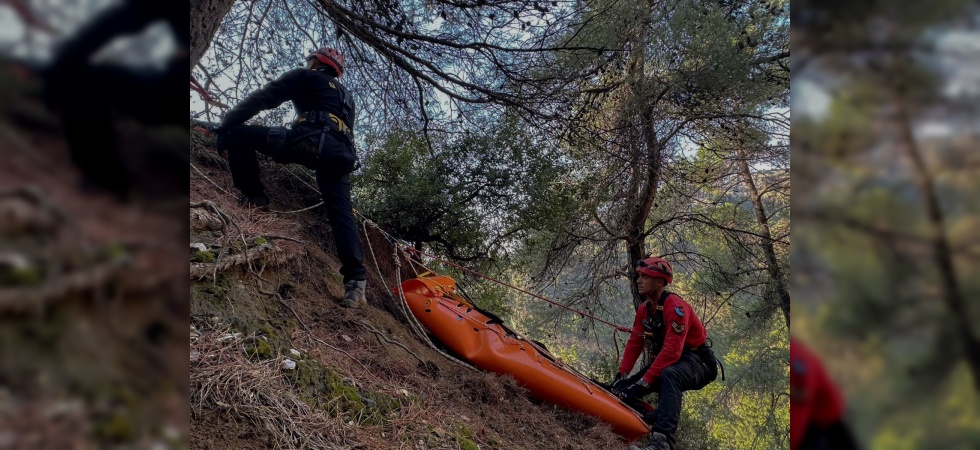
[354,116,578,265]
[190,250,216,263]
[245,338,274,360]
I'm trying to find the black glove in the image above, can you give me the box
[214,127,228,157]
[619,380,649,400]
[610,373,628,394]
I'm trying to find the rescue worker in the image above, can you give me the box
[610,256,719,450]
[214,47,367,308]
[791,338,860,450]
[42,1,189,200]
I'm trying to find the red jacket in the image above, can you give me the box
[619,292,707,384]
[790,338,846,450]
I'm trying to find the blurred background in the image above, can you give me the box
[0,0,188,448]
[792,0,980,448]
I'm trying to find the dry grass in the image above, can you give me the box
[190,329,349,450]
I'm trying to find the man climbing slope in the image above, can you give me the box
[215,47,367,308]
[610,256,719,450]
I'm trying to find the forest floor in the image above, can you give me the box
[0,63,189,448]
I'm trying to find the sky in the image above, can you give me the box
[0,0,176,70]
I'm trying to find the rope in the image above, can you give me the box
[360,217,475,371]
[270,201,323,215]
[404,247,641,337]
[190,76,229,109]
[189,162,233,197]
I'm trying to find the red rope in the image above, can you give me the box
[190,76,229,109]
[405,247,641,337]
[613,328,622,370]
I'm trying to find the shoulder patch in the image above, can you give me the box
[674,306,684,317]
[671,321,685,333]
[791,358,806,375]
[329,81,336,89]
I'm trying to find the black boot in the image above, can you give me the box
[629,432,670,450]
[237,193,270,212]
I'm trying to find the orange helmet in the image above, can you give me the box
[307,47,345,76]
[636,257,673,284]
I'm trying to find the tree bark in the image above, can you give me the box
[190,0,238,70]
[736,148,790,327]
[627,107,663,309]
[894,74,980,390]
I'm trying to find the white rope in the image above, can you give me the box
[359,217,475,371]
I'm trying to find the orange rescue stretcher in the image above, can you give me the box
[397,275,652,442]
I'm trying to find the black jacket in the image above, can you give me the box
[220,68,355,131]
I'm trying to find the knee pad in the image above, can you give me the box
[266,126,289,147]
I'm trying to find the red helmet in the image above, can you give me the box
[307,47,345,76]
[636,257,673,284]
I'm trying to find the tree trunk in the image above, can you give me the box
[736,148,790,327]
[894,74,980,390]
[627,108,663,309]
[190,0,238,70]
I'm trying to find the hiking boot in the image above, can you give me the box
[341,279,366,308]
[238,193,270,212]
[629,432,670,450]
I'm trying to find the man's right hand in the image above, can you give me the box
[610,373,628,394]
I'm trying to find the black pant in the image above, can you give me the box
[625,351,713,448]
[223,125,366,282]
[800,422,860,450]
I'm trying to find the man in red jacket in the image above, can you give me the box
[791,338,860,450]
[612,257,719,450]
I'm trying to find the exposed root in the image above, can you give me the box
[355,320,427,366]
[189,243,284,279]
[0,255,131,312]
[189,200,237,246]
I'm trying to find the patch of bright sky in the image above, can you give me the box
[797,28,980,126]
[934,29,980,98]
[791,79,831,121]
[0,0,176,70]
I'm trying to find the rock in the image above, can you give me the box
[217,333,241,342]
[190,208,224,231]
[280,358,296,371]
[0,252,37,286]
[359,395,376,408]
[289,349,301,357]
[190,242,207,252]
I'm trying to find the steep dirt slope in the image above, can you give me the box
[187,128,628,450]
[0,68,189,448]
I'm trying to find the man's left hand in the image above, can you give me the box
[619,379,649,400]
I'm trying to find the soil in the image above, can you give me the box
[0,64,190,448]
